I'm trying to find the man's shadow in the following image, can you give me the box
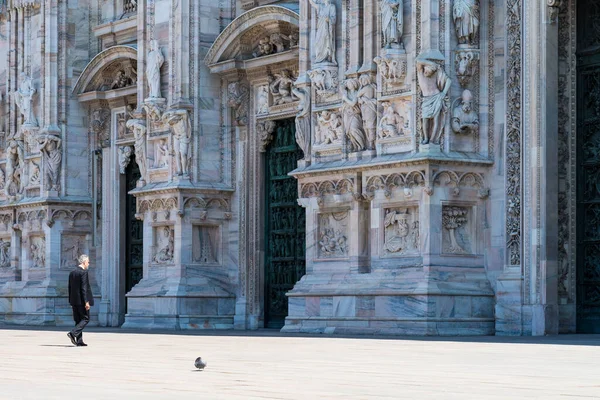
[39,345,76,348]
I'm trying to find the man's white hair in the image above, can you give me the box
[78,254,89,264]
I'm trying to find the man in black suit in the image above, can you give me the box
[67,254,94,347]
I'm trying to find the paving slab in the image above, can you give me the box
[1,327,600,399]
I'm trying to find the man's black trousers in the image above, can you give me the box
[70,306,89,344]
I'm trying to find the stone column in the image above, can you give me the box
[170,0,191,108]
[521,0,559,335]
[420,0,440,51]
[345,0,363,75]
[43,0,60,133]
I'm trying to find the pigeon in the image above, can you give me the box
[194,357,207,370]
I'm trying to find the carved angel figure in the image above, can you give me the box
[14,73,36,126]
[309,0,337,64]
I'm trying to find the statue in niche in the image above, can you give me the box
[451,89,479,136]
[163,110,192,176]
[292,85,311,159]
[37,133,62,191]
[4,133,25,197]
[452,0,480,46]
[378,101,406,138]
[381,0,403,49]
[146,39,165,99]
[268,70,297,105]
[14,73,37,126]
[416,56,451,145]
[0,238,10,268]
[153,227,174,263]
[342,78,366,152]
[118,146,133,174]
[154,138,169,168]
[309,0,337,65]
[126,119,148,183]
[357,74,377,150]
[256,86,269,115]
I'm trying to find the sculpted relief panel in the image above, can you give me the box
[382,207,420,256]
[317,211,349,259]
[153,226,174,264]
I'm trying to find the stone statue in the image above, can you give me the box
[416,56,451,145]
[451,89,479,135]
[309,0,337,65]
[227,82,249,125]
[4,133,24,197]
[163,109,192,176]
[381,0,403,49]
[37,133,62,191]
[146,39,164,99]
[118,146,133,174]
[357,74,377,150]
[342,78,366,152]
[14,73,36,126]
[268,70,297,105]
[292,85,311,159]
[153,227,174,263]
[126,119,148,182]
[378,101,404,138]
[453,0,480,46]
[0,238,10,268]
[256,86,269,115]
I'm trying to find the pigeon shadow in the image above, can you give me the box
[40,345,75,348]
[190,369,204,372]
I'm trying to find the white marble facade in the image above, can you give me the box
[0,0,588,336]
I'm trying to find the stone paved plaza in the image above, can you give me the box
[1,328,600,399]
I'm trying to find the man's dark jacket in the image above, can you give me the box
[68,267,94,307]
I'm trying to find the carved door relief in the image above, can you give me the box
[264,119,305,328]
[125,156,143,294]
[577,0,600,333]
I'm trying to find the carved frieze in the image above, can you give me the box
[383,207,419,255]
[153,226,174,264]
[317,212,348,259]
[442,206,471,254]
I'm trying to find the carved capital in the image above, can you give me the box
[547,0,561,23]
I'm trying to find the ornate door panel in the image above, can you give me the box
[125,157,143,294]
[577,0,600,333]
[264,119,306,328]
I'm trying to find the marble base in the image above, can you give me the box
[282,266,495,336]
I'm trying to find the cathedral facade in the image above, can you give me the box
[0,0,596,335]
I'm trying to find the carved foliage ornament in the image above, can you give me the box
[442,206,468,254]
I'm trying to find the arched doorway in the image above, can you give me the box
[576,0,600,332]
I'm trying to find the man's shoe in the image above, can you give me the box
[67,332,77,346]
[77,342,88,347]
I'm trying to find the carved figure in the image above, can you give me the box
[154,138,169,168]
[309,0,337,64]
[416,56,451,145]
[13,73,36,126]
[455,50,478,87]
[378,101,405,138]
[0,238,10,268]
[316,110,342,145]
[292,85,311,159]
[118,146,133,174]
[319,228,347,257]
[451,89,479,136]
[253,37,274,57]
[37,133,62,191]
[453,0,480,46]
[357,74,377,150]
[383,210,413,253]
[111,70,134,89]
[227,82,249,125]
[163,110,192,176]
[4,134,24,197]
[256,86,269,115]
[153,227,174,263]
[126,119,148,182]
[29,161,40,185]
[342,79,366,152]
[268,70,297,105]
[381,0,403,48]
[146,39,165,99]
